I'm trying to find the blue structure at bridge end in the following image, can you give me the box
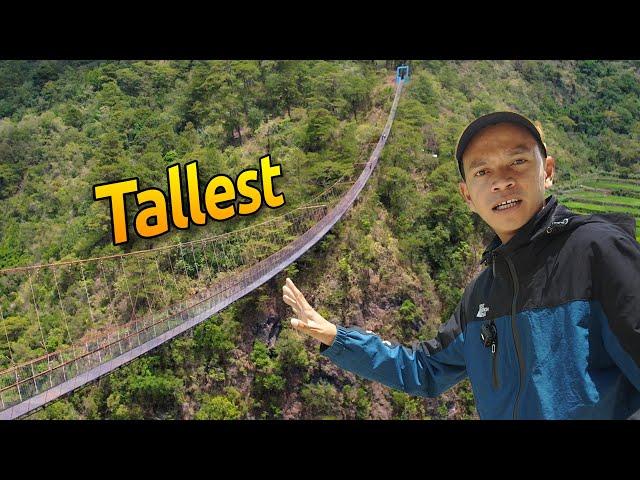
[396,65,409,83]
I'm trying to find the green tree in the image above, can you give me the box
[302,108,338,152]
[338,74,373,120]
[194,313,239,365]
[301,381,340,419]
[195,394,242,420]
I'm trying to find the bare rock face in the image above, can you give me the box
[369,383,393,419]
[181,401,194,419]
[254,314,282,348]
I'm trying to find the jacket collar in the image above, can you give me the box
[479,193,638,267]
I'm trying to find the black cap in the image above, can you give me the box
[455,111,548,180]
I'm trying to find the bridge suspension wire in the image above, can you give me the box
[120,256,136,325]
[52,267,74,347]
[0,188,345,277]
[0,79,405,419]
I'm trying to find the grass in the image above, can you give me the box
[563,200,640,217]
[591,175,640,184]
[581,180,640,193]
[560,191,640,208]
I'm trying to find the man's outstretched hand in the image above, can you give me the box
[282,277,337,347]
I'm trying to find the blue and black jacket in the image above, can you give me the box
[320,195,640,419]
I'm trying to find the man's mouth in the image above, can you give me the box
[492,199,522,212]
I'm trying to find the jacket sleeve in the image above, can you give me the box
[319,301,467,397]
[591,230,640,392]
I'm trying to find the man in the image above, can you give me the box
[282,111,640,419]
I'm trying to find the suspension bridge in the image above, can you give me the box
[0,74,406,420]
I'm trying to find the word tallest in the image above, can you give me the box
[94,154,285,245]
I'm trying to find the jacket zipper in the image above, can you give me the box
[489,254,499,389]
[491,331,499,389]
[504,255,524,420]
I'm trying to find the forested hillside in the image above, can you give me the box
[0,60,638,419]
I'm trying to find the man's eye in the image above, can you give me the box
[475,160,525,177]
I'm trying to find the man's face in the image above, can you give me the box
[458,122,555,244]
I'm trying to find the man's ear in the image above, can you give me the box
[543,156,555,189]
[459,181,477,213]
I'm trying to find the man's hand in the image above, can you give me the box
[282,277,337,346]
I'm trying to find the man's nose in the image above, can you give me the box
[491,175,515,191]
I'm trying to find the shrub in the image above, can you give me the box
[390,390,426,420]
[274,328,310,373]
[301,380,340,419]
[195,395,242,420]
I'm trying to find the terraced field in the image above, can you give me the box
[582,180,640,194]
[553,175,640,241]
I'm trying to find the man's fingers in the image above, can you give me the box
[286,278,302,298]
[282,294,298,308]
[283,295,301,316]
[283,285,304,307]
[286,277,309,307]
[282,285,295,300]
